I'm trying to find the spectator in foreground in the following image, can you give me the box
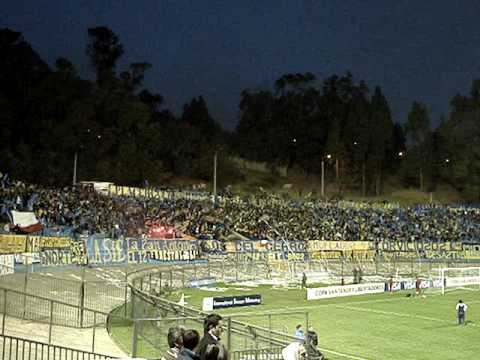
[161,326,185,360]
[178,329,200,360]
[198,314,228,360]
[305,330,325,360]
[282,341,307,360]
[204,344,227,360]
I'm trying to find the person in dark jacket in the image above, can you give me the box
[204,344,227,360]
[198,314,228,360]
[178,329,200,360]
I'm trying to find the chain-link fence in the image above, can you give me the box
[2,257,480,358]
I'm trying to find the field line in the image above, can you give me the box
[334,304,478,327]
[317,347,368,360]
[236,296,411,315]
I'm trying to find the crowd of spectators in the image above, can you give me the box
[2,173,480,244]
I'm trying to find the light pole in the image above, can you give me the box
[72,151,78,186]
[213,150,218,207]
[321,154,332,198]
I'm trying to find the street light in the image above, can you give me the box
[213,151,218,207]
[73,129,102,186]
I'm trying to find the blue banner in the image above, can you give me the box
[86,235,128,265]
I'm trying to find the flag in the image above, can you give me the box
[11,211,43,233]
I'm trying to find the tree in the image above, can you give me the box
[404,102,431,191]
[369,87,393,195]
[86,26,124,87]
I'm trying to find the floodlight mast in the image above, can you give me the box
[260,218,295,282]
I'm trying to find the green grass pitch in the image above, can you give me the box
[110,284,480,360]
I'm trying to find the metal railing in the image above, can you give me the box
[127,267,304,356]
[0,287,110,353]
[0,334,116,360]
[231,347,284,360]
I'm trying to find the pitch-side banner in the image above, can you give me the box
[446,276,480,288]
[202,294,262,311]
[307,282,385,300]
[307,241,372,252]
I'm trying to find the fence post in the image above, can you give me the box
[221,259,225,281]
[124,274,129,318]
[92,312,96,353]
[305,312,309,335]
[169,270,173,288]
[182,269,185,288]
[268,314,272,341]
[160,272,163,292]
[79,280,85,328]
[2,289,7,335]
[48,300,54,344]
[132,320,139,358]
[22,270,28,319]
[149,274,152,293]
[235,256,239,281]
[227,317,232,353]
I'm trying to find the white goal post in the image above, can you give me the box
[439,267,480,295]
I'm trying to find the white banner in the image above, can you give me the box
[446,276,480,287]
[11,211,39,227]
[0,254,14,275]
[307,282,384,300]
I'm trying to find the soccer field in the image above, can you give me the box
[161,284,480,360]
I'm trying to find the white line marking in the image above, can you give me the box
[334,304,478,328]
[317,347,369,360]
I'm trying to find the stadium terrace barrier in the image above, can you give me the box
[126,266,304,357]
[0,334,117,360]
[0,286,111,353]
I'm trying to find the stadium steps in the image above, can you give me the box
[0,316,126,357]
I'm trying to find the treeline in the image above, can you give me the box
[1,27,480,200]
[0,27,233,186]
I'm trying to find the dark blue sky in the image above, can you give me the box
[2,0,480,129]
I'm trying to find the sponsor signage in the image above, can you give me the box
[202,294,262,311]
[307,282,384,300]
[385,279,433,292]
[188,277,216,288]
[446,276,480,287]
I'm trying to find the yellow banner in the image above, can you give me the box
[0,235,27,254]
[308,241,372,252]
[25,236,71,252]
[310,250,376,260]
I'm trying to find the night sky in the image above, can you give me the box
[2,0,480,129]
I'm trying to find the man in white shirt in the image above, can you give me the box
[282,341,307,360]
[456,300,468,325]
